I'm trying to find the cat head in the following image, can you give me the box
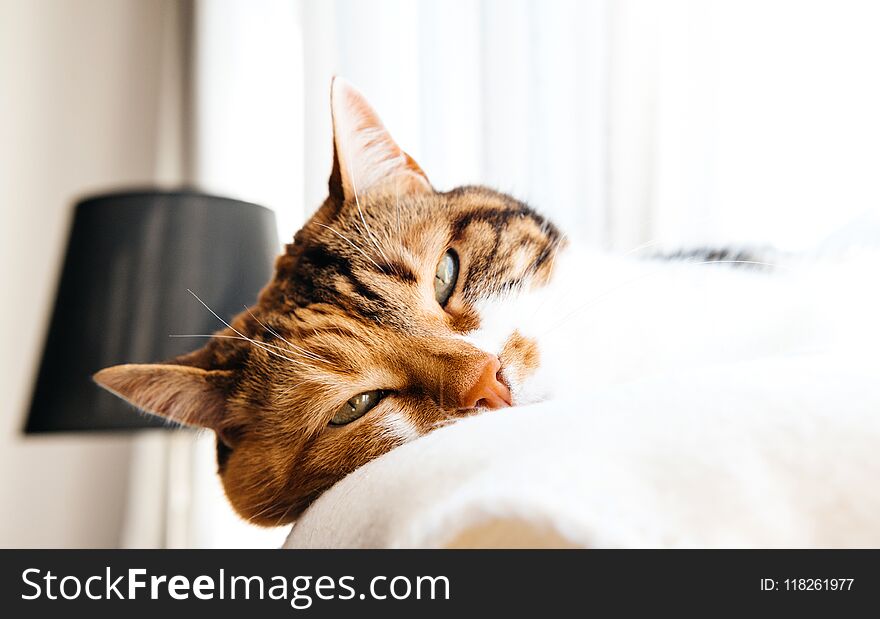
[95,78,563,525]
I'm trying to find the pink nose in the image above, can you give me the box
[458,355,512,410]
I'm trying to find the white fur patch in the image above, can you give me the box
[380,412,421,444]
[466,244,880,407]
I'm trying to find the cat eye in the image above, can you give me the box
[434,249,459,306]
[330,390,384,426]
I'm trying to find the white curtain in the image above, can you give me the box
[194,0,611,245]
[609,0,880,251]
[192,0,880,250]
[153,0,880,547]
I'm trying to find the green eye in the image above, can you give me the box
[330,390,383,426]
[434,249,459,306]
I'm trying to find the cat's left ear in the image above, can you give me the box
[94,364,234,434]
[328,77,432,202]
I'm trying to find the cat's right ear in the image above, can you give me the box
[328,77,432,203]
[94,364,234,435]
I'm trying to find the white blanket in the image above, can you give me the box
[285,353,880,548]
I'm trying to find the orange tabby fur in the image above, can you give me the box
[95,78,561,524]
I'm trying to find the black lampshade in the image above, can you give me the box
[25,190,279,433]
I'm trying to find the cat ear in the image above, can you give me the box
[328,76,432,202]
[94,364,233,431]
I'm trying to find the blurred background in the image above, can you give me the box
[2,0,879,547]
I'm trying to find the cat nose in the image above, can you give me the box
[457,355,512,410]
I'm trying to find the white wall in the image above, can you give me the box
[0,0,175,547]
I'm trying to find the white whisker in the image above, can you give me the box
[243,306,328,363]
[169,334,314,368]
[622,238,663,257]
[183,290,311,368]
[315,223,386,272]
[344,141,392,267]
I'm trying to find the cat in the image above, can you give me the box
[95,77,880,526]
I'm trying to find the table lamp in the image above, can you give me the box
[25,189,278,433]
